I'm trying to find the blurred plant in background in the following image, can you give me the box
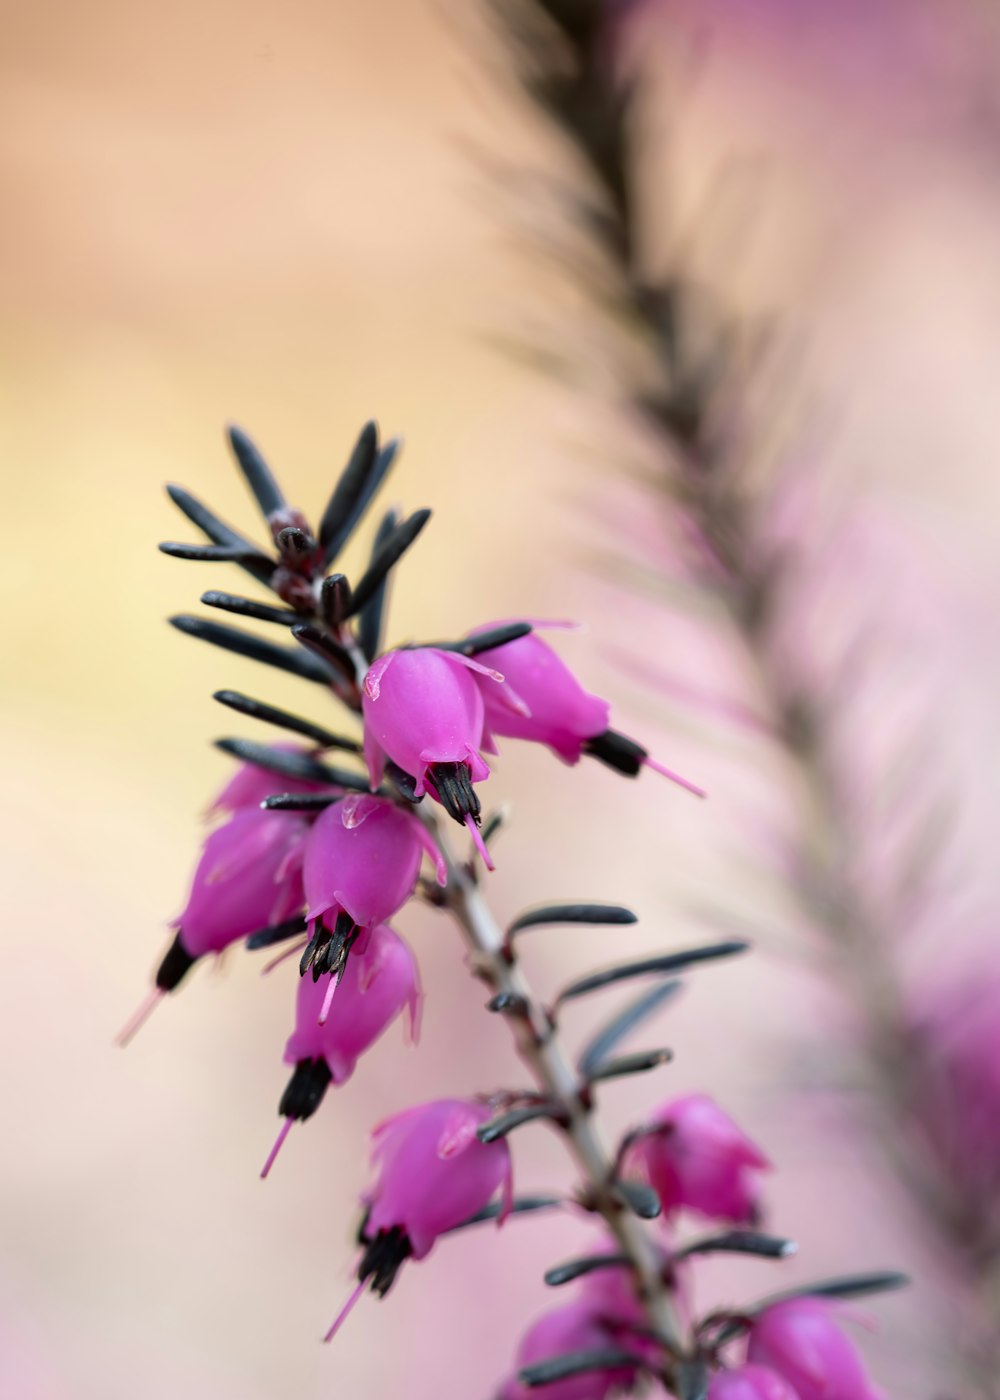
[486,0,1000,1393]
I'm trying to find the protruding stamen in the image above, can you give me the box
[323,1278,367,1343]
[642,756,706,798]
[115,988,164,1047]
[318,974,339,1025]
[465,813,495,872]
[260,1118,294,1179]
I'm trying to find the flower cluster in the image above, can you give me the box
[126,423,903,1395]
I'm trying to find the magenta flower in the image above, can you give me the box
[260,923,422,1178]
[469,622,704,796]
[709,1364,802,1400]
[625,1093,770,1224]
[500,1300,642,1400]
[362,646,515,866]
[118,805,309,1045]
[747,1299,882,1400]
[326,1097,513,1340]
[299,794,443,1021]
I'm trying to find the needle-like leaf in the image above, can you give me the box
[555,941,748,1008]
[347,509,432,616]
[227,425,287,520]
[201,592,298,626]
[169,615,334,683]
[212,690,362,752]
[164,484,275,587]
[577,979,683,1077]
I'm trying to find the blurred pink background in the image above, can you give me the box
[3,2,1000,1396]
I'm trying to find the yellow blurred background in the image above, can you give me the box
[3,2,1000,1396]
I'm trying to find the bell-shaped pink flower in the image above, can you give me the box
[625,1093,770,1224]
[118,805,309,1045]
[260,924,422,1178]
[499,1300,642,1400]
[709,1364,802,1400]
[325,1097,513,1340]
[747,1299,882,1400]
[299,794,444,1022]
[362,647,511,866]
[469,622,704,796]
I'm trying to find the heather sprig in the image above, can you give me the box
[125,422,904,1397]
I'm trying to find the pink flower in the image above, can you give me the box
[625,1093,770,1224]
[362,647,515,866]
[117,805,310,1045]
[468,622,704,796]
[326,1098,512,1339]
[260,924,421,1178]
[499,1299,642,1400]
[709,1364,802,1400]
[300,794,444,1021]
[747,1299,882,1400]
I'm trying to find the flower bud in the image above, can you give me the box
[709,1364,802,1400]
[625,1093,769,1224]
[747,1299,882,1400]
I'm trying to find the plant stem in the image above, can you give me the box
[492,2,1000,1388]
[424,808,690,1363]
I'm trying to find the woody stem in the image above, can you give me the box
[422,809,690,1365]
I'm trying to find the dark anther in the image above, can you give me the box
[278,1058,333,1122]
[583,728,645,777]
[299,910,360,983]
[357,1224,413,1297]
[155,933,196,991]
[429,761,481,826]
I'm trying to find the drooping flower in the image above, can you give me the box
[362,646,520,866]
[709,1364,802,1400]
[747,1299,882,1400]
[499,1298,643,1400]
[118,804,310,1044]
[300,794,444,1021]
[625,1093,770,1224]
[468,622,704,796]
[325,1097,513,1340]
[260,923,421,1177]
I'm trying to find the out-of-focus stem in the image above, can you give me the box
[424,808,690,1365]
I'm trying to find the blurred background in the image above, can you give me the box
[3,1,1000,1396]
